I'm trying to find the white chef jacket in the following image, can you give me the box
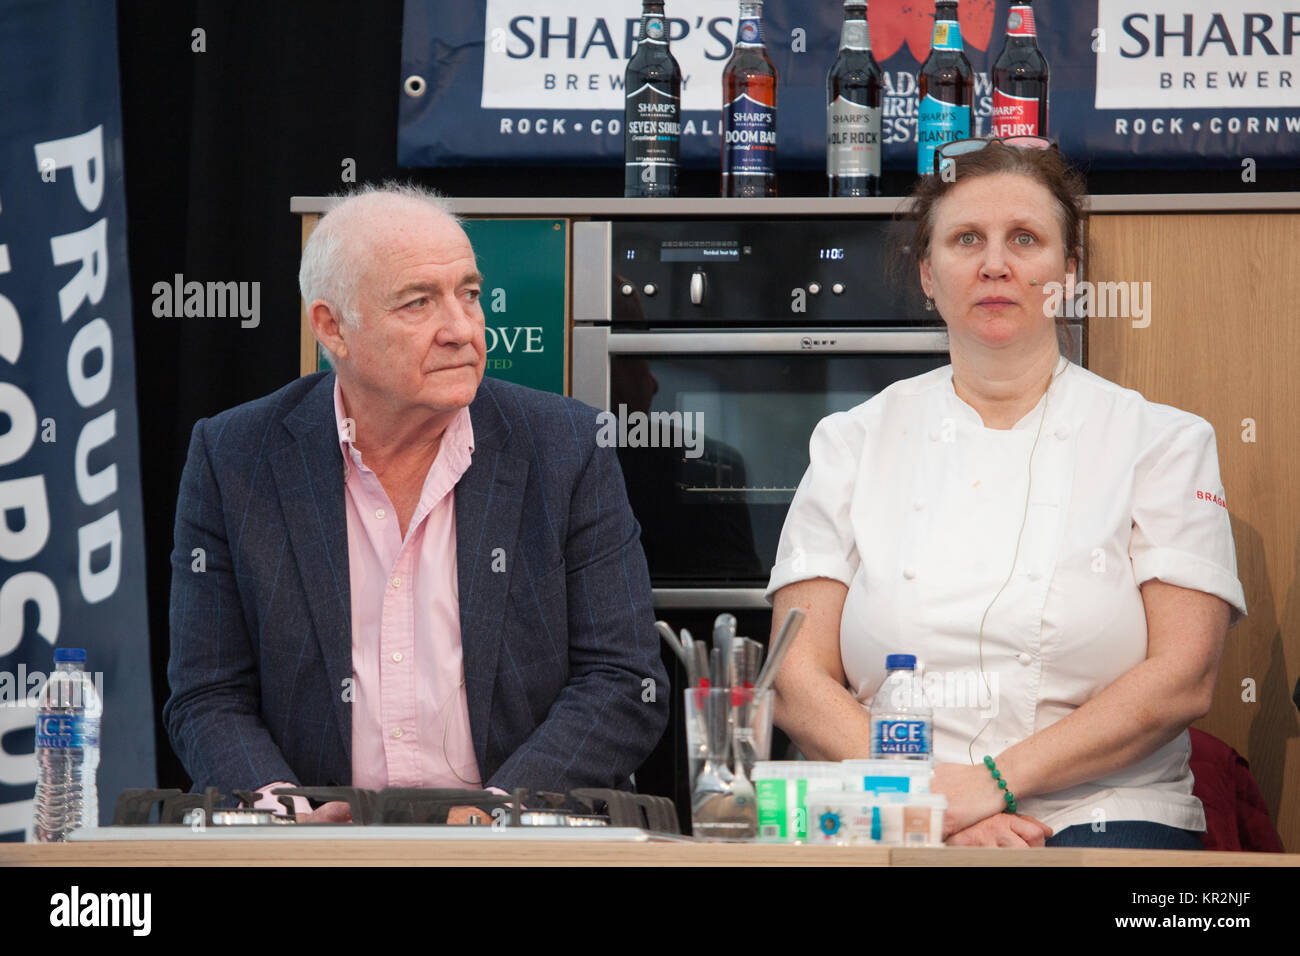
[765,355,1248,834]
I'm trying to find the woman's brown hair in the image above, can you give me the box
[892,141,1090,363]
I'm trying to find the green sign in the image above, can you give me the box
[318,218,569,395]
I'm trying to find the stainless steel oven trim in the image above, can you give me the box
[573,221,612,321]
[652,588,770,609]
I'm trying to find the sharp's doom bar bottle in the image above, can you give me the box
[722,0,777,197]
[625,0,682,197]
[991,1,1049,137]
[916,0,973,176]
[827,0,883,197]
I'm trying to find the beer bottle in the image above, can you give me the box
[624,0,682,197]
[991,1,1049,137]
[827,1,883,197]
[721,0,777,197]
[916,0,973,176]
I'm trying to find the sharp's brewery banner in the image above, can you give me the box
[0,1,156,836]
[399,0,1299,169]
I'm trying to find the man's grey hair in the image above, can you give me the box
[298,181,461,328]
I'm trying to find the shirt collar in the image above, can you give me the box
[332,374,476,472]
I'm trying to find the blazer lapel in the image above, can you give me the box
[456,382,530,775]
[269,372,353,766]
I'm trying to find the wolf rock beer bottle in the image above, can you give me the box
[916,0,973,176]
[827,1,882,197]
[722,0,777,197]
[991,1,1049,137]
[625,0,682,197]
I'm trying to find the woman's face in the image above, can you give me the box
[919,171,1076,354]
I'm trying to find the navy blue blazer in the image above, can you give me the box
[164,371,669,797]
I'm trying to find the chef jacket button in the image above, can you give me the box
[1054,426,1070,440]
[928,430,939,442]
[1028,570,1041,582]
[903,567,916,580]
[913,499,924,510]
[1017,653,1032,666]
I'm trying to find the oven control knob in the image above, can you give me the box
[808,282,822,295]
[832,282,845,295]
[620,282,635,297]
[690,269,707,305]
[643,283,658,297]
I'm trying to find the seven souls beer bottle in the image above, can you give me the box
[722,0,777,197]
[916,0,973,176]
[827,1,882,197]
[991,1,1049,137]
[624,0,682,197]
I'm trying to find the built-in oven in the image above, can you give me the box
[571,217,1084,822]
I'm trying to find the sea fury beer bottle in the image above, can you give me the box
[991,1,1049,137]
[916,0,973,176]
[722,0,777,197]
[624,0,682,197]
[827,1,882,197]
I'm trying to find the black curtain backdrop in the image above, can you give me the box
[117,0,1300,793]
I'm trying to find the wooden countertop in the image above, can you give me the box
[291,194,1300,217]
[4,840,1297,867]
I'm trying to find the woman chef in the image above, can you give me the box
[765,140,1247,849]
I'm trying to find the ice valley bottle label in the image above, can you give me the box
[827,96,881,179]
[724,92,777,179]
[626,82,681,189]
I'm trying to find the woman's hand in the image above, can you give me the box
[946,813,1054,847]
[930,762,1012,837]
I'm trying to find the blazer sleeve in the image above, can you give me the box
[163,417,301,794]
[482,408,669,792]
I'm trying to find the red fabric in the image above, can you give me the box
[1188,728,1285,852]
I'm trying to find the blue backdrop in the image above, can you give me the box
[0,0,155,837]
[399,0,1300,171]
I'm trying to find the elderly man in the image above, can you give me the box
[164,185,668,821]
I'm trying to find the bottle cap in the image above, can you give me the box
[54,648,87,662]
[885,653,916,670]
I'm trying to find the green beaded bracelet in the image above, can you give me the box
[983,755,1017,814]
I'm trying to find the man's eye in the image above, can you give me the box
[465,288,481,302]
[406,297,428,310]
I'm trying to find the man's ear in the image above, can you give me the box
[308,300,348,361]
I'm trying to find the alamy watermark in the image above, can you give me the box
[595,404,704,459]
[885,669,1000,719]
[151,273,260,328]
[0,665,105,708]
[1041,276,1152,328]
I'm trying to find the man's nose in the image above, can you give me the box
[437,294,479,344]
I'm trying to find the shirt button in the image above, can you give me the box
[391,651,403,663]
[391,576,401,588]
[903,567,916,580]
[928,430,939,442]
[391,727,404,738]
[375,508,386,520]
[1055,426,1071,440]
[1027,570,1041,582]
[1017,653,1032,666]
[913,499,924,511]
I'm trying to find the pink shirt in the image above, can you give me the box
[253,378,485,814]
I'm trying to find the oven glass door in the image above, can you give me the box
[610,343,950,588]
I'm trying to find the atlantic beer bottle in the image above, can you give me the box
[916,0,973,176]
[827,0,882,197]
[991,1,1049,137]
[722,0,777,197]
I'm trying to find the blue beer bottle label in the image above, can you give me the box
[930,19,964,51]
[723,93,777,178]
[917,94,971,174]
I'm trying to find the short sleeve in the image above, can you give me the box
[765,413,862,601]
[1129,418,1247,627]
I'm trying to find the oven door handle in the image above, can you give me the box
[603,330,951,354]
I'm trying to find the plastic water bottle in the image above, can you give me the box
[33,648,102,841]
[869,654,932,761]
